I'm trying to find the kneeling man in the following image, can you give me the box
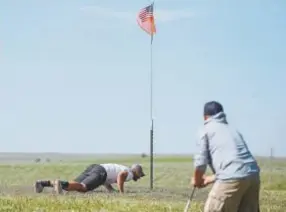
[34,163,145,194]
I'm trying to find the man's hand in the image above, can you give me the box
[203,175,215,186]
[110,188,119,193]
[108,187,119,193]
[191,177,204,188]
[190,175,215,188]
[104,183,118,193]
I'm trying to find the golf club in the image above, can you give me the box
[183,187,196,212]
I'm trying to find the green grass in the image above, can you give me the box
[0,155,285,211]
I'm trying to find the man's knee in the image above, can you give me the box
[76,183,88,192]
[64,181,88,192]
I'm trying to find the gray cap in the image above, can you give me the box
[131,164,145,177]
[204,101,224,116]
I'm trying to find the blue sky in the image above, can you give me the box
[1,0,285,156]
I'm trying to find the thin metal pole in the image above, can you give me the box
[150,119,154,190]
[269,147,273,184]
[184,187,196,212]
[150,33,154,190]
[148,0,155,191]
[150,38,153,121]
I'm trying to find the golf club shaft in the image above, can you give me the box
[184,187,196,212]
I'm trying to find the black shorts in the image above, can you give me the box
[73,164,107,191]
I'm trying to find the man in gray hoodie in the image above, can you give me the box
[191,101,260,212]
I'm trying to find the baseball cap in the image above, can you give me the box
[204,101,224,116]
[131,164,146,177]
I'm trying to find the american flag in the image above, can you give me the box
[136,3,156,41]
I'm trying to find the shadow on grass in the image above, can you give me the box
[0,184,209,203]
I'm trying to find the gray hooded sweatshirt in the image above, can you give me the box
[194,112,260,181]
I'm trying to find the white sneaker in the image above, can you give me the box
[34,180,44,193]
[54,179,63,194]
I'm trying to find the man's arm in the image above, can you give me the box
[116,171,128,193]
[192,130,210,188]
[104,183,117,193]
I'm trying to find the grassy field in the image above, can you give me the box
[0,154,285,211]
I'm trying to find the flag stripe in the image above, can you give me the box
[136,3,156,36]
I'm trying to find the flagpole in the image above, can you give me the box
[137,0,155,191]
[149,0,156,192]
[150,32,154,190]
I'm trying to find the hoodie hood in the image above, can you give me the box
[204,111,228,125]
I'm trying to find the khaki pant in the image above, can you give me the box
[204,175,260,212]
